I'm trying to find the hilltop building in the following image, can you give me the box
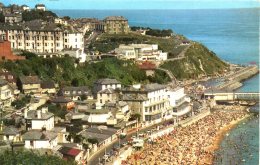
[115,44,168,61]
[0,20,84,54]
[35,4,46,11]
[103,16,129,34]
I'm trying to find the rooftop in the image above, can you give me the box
[26,110,54,120]
[22,130,57,141]
[0,126,20,135]
[95,78,121,85]
[104,16,127,21]
[59,146,82,157]
[19,75,41,84]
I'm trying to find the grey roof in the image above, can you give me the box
[0,126,20,135]
[98,88,115,94]
[19,76,41,84]
[35,4,45,7]
[26,110,54,120]
[122,93,148,101]
[80,126,119,143]
[144,83,167,92]
[52,96,72,103]
[95,78,120,85]
[104,16,127,21]
[41,81,55,89]
[22,130,57,141]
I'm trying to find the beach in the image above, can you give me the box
[124,105,250,165]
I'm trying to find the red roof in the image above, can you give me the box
[67,148,81,156]
[138,61,156,70]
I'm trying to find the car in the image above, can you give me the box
[138,133,144,137]
[15,110,22,115]
[121,142,127,147]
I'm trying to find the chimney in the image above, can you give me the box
[37,110,42,119]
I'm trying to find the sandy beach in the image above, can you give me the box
[125,105,250,165]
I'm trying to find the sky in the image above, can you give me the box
[2,0,260,9]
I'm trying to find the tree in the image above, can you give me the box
[88,138,99,145]
[0,150,76,165]
[63,16,70,20]
[129,113,141,122]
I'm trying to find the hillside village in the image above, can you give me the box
[0,3,233,165]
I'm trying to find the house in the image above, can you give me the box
[62,48,86,63]
[58,146,85,163]
[58,86,93,101]
[138,61,157,76]
[167,87,191,122]
[41,80,56,94]
[24,107,54,130]
[115,44,168,61]
[96,88,119,106]
[0,126,22,142]
[4,13,22,23]
[51,96,75,110]
[22,130,58,149]
[122,83,172,125]
[0,79,15,107]
[54,18,68,26]
[93,78,121,95]
[35,4,46,11]
[18,75,41,94]
[103,16,129,34]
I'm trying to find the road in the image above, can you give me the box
[87,119,175,165]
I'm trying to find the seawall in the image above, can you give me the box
[217,65,259,90]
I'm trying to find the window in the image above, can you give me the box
[45,43,47,46]
[65,39,67,42]
[30,140,33,147]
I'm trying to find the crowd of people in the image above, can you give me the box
[124,105,249,165]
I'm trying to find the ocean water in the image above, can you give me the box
[52,8,259,164]
[214,115,259,165]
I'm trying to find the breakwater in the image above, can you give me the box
[216,66,259,91]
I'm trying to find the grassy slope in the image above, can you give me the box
[161,43,229,79]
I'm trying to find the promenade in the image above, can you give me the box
[125,105,249,165]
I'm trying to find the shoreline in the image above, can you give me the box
[207,113,251,164]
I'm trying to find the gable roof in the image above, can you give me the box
[26,110,54,120]
[19,76,41,84]
[95,78,120,85]
[0,126,20,135]
[22,130,57,141]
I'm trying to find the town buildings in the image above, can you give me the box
[103,16,129,34]
[4,13,22,23]
[0,20,84,54]
[115,44,168,61]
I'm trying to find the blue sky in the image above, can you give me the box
[3,0,260,9]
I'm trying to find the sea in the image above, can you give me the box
[53,8,259,164]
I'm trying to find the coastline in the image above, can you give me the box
[207,113,251,164]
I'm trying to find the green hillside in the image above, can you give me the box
[160,43,229,79]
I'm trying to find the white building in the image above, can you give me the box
[93,78,121,95]
[54,18,68,26]
[62,48,86,63]
[21,5,30,11]
[4,13,22,23]
[35,4,46,11]
[23,130,58,149]
[0,20,84,54]
[122,83,172,125]
[0,79,15,107]
[25,107,54,130]
[115,44,168,61]
[167,87,191,121]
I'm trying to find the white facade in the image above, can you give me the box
[142,87,172,123]
[63,48,86,63]
[24,137,57,149]
[115,44,168,61]
[0,28,84,54]
[88,114,110,123]
[31,117,54,130]
[55,18,68,26]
